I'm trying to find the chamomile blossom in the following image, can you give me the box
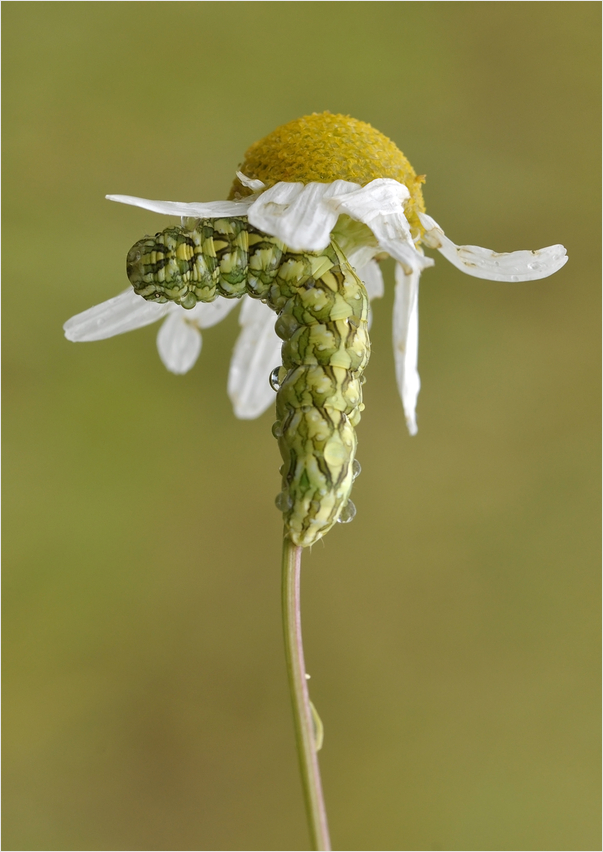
[64,113,567,433]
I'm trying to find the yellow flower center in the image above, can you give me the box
[229,112,426,238]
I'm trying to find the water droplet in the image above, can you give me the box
[269,367,282,391]
[352,459,361,480]
[337,500,357,524]
[275,491,293,512]
[271,421,283,438]
[275,312,300,340]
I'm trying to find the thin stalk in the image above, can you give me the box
[281,535,331,851]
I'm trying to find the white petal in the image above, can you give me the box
[418,212,568,281]
[63,288,169,342]
[156,311,202,374]
[393,262,421,436]
[345,243,379,270]
[106,194,253,218]
[356,259,384,301]
[184,297,240,329]
[355,259,384,331]
[331,179,411,233]
[379,236,434,275]
[227,297,281,419]
[236,171,266,191]
[332,179,434,274]
[248,180,360,252]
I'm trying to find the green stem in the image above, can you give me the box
[281,535,331,851]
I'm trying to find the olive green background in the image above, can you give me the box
[3,3,600,850]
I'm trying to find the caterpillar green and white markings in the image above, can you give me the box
[126,217,370,547]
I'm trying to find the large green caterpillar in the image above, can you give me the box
[126,217,370,547]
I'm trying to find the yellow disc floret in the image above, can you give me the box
[229,112,426,238]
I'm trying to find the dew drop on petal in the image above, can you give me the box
[352,459,362,480]
[337,500,357,524]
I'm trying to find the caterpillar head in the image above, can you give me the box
[126,231,199,310]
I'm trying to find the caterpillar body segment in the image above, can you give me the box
[273,244,369,546]
[126,219,370,547]
[126,218,284,307]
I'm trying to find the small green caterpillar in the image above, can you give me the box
[126,217,370,547]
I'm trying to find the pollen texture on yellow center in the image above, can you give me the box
[229,112,426,237]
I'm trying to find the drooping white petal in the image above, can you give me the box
[184,297,240,329]
[63,288,170,342]
[331,178,411,236]
[356,259,384,301]
[379,236,434,276]
[236,171,266,192]
[227,297,281,419]
[332,179,434,274]
[345,243,379,270]
[355,259,384,331]
[418,212,568,281]
[393,262,421,436]
[248,180,361,252]
[106,194,254,219]
[156,311,202,374]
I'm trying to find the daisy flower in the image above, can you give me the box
[64,115,569,841]
[64,112,567,434]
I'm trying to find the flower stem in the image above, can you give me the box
[281,534,331,851]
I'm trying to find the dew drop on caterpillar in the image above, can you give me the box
[126,217,370,547]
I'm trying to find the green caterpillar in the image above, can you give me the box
[126,217,370,547]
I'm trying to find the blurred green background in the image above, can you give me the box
[3,3,600,850]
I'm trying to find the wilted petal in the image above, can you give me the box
[236,171,266,192]
[356,259,384,301]
[332,179,411,235]
[249,180,360,251]
[355,259,384,330]
[106,194,253,218]
[393,262,421,436]
[345,243,379,270]
[185,297,240,329]
[63,288,169,342]
[156,311,202,374]
[380,236,434,275]
[333,179,433,274]
[419,212,568,281]
[228,297,281,419]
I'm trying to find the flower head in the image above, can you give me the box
[64,112,567,434]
